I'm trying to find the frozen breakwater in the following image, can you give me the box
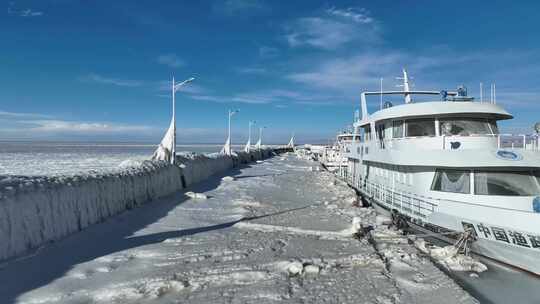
[0,149,275,261]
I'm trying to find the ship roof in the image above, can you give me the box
[358,101,512,126]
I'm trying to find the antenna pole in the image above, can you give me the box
[494,83,496,104]
[380,77,383,110]
[480,82,483,102]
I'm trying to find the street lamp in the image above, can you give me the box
[244,120,256,153]
[256,126,266,149]
[171,77,195,164]
[226,109,239,155]
[171,77,195,163]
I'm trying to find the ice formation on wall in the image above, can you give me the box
[0,149,273,261]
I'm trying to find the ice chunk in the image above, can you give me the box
[287,261,304,275]
[376,215,392,226]
[185,192,208,200]
[222,176,235,182]
[303,265,320,275]
[414,239,487,273]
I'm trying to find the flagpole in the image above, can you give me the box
[171,76,176,165]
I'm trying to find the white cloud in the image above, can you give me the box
[8,3,44,17]
[0,110,158,140]
[79,74,143,87]
[326,7,373,24]
[284,50,495,94]
[21,120,154,134]
[157,54,185,68]
[19,9,43,17]
[0,110,52,119]
[284,7,380,50]
[287,52,403,92]
[190,95,226,103]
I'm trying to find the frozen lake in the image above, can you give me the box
[0,141,241,176]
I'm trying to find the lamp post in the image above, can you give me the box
[257,126,266,149]
[171,76,194,164]
[227,109,239,155]
[244,120,256,152]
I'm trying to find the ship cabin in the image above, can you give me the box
[343,86,540,218]
[356,100,515,152]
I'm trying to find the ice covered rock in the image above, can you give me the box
[118,159,143,169]
[351,216,362,234]
[376,215,392,226]
[303,265,320,275]
[185,191,208,200]
[222,176,235,182]
[287,261,304,275]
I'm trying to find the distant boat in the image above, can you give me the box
[340,69,540,275]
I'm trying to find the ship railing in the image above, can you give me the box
[496,134,540,151]
[362,180,437,219]
[336,171,540,219]
[439,134,539,151]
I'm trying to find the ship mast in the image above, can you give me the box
[396,69,412,103]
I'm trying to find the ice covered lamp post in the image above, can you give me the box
[244,120,256,153]
[255,126,266,149]
[152,76,195,165]
[221,109,239,155]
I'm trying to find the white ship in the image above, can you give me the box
[340,69,540,275]
[321,132,358,173]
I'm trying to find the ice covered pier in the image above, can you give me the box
[0,153,476,303]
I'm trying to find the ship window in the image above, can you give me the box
[474,171,540,196]
[439,118,499,136]
[393,120,404,138]
[406,119,436,137]
[362,125,372,142]
[431,169,470,194]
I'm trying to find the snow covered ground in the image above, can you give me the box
[0,154,476,303]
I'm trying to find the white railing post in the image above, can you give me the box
[523,135,526,149]
[497,135,501,149]
[442,135,446,150]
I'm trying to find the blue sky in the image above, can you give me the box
[1,0,540,143]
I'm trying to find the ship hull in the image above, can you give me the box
[366,195,540,276]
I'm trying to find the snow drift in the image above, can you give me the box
[0,148,275,261]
